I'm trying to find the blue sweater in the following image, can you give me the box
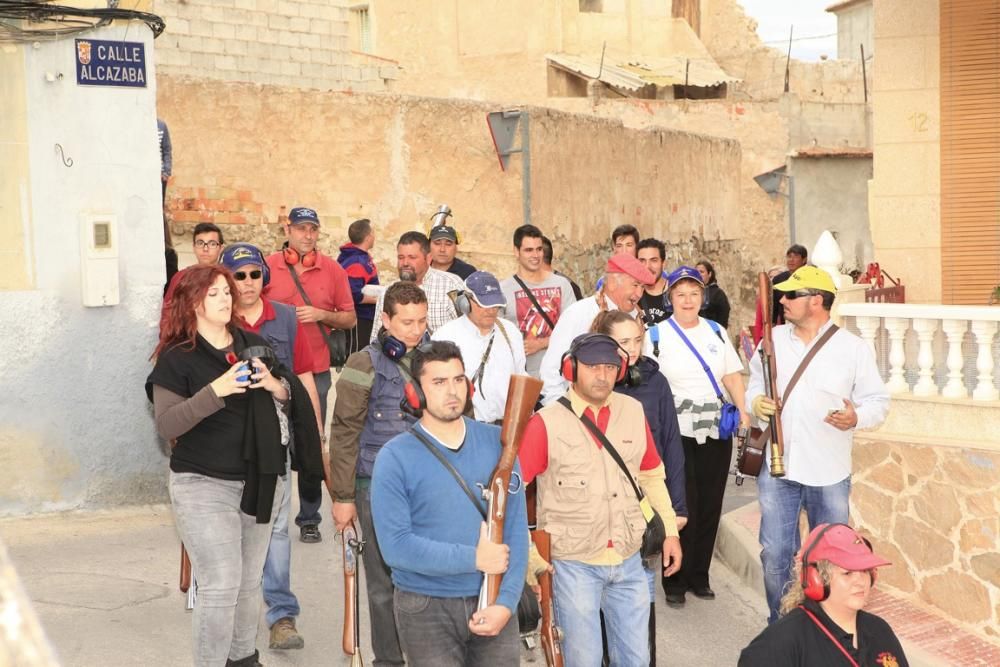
[371,418,529,613]
[615,356,688,517]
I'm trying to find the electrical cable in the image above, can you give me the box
[0,0,165,43]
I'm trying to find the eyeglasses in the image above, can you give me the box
[233,270,263,281]
[194,240,222,249]
[783,289,819,300]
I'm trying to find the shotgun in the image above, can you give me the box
[342,518,364,666]
[758,272,786,478]
[531,530,565,667]
[478,374,543,610]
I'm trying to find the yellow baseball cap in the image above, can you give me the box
[774,266,837,294]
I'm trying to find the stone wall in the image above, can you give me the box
[152,0,393,91]
[852,435,1000,641]
[158,77,741,292]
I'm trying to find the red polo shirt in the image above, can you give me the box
[235,297,316,375]
[264,252,355,374]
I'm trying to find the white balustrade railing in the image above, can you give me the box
[838,303,1000,401]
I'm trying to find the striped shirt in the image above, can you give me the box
[370,268,465,342]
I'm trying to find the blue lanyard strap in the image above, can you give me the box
[666,317,724,400]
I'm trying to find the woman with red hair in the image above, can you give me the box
[146,264,293,667]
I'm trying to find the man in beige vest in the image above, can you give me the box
[519,333,682,667]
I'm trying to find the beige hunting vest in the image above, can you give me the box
[536,393,648,562]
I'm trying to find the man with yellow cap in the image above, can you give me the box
[745,266,889,625]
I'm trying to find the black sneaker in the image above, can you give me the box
[300,525,322,543]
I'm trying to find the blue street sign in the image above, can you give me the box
[75,39,147,88]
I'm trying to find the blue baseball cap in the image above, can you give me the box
[220,243,270,285]
[666,265,705,289]
[464,271,506,308]
[288,206,320,226]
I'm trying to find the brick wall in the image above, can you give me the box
[153,0,393,91]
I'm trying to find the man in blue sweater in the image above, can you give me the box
[371,341,529,666]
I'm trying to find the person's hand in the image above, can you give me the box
[675,516,688,531]
[739,410,752,430]
[296,305,327,324]
[475,523,509,575]
[332,501,357,532]
[209,361,252,398]
[751,395,778,420]
[249,358,283,395]
[824,399,858,431]
[468,605,513,637]
[523,335,548,356]
[662,536,682,577]
[526,541,553,588]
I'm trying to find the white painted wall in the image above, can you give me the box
[0,23,168,515]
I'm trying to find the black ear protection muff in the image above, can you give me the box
[378,328,408,361]
[451,290,472,317]
[282,241,317,268]
[560,333,629,384]
[801,523,876,602]
[621,365,642,388]
[238,345,278,371]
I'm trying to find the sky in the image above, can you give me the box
[738,0,839,62]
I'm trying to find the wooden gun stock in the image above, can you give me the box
[531,530,564,667]
[342,519,363,664]
[480,375,543,610]
[758,272,786,478]
[179,544,191,593]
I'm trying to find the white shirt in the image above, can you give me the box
[538,295,651,405]
[655,317,744,443]
[745,320,889,486]
[371,268,466,342]
[432,316,527,423]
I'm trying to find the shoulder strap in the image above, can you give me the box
[408,426,487,519]
[513,275,556,331]
[556,397,645,501]
[706,319,725,342]
[667,318,725,400]
[799,606,861,667]
[780,324,840,405]
[286,260,335,347]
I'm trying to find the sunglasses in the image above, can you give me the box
[782,289,819,300]
[233,270,263,281]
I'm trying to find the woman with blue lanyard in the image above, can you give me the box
[655,266,750,608]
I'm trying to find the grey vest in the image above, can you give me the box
[257,300,299,372]
[357,345,417,478]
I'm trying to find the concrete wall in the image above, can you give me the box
[789,156,874,271]
[868,0,940,303]
[833,1,875,61]
[0,24,167,516]
[152,0,393,91]
[157,76,741,297]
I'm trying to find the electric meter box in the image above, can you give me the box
[80,214,120,307]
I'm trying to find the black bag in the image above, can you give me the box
[285,259,349,369]
[557,398,667,558]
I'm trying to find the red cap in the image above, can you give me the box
[802,524,891,571]
[606,254,655,286]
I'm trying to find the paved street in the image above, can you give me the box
[1,478,769,666]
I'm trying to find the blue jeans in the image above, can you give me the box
[169,472,278,667]
[757,465,851,623]
[262,460,299,627]
[553,552,649,667]
[295,369,330,528]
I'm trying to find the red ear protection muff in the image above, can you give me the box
[800,523,876,602]
[401,377,474,417]
[282,243,317,268]
[561,334,629,384]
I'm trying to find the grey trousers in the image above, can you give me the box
[170,472,278,667]
[356,485,405,666]
[394,591,520,667]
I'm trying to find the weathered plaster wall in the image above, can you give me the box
[868,0,940,303]
[152,0,392,91]
[0,47,32,291]
[852,434,1000,640]
[157,77,741,301]
[0,25,167,516]
[833,1,875,61]
[789,156,874,271]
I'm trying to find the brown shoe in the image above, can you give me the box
[269,617,304,650]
